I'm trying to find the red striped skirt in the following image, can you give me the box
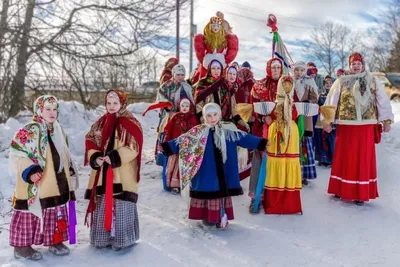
[327,124,378,201]
[9,206,69,247]
[188,197,234,223]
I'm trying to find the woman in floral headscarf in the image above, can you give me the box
[225,65,252,180]
[225,65,239,94]
[9,95,78,260]
[236,67,255,104]
[84,89,143,250]
[194,57,249,131]
[247,58,282,213]
[152,64,193,166]
[160,57,179,85]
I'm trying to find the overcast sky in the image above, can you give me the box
[156,0,388,79]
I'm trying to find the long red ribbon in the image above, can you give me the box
[104,166,114,231]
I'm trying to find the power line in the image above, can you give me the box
[197,4,315,30]
[200,0,375,31]
[212,0,316,25]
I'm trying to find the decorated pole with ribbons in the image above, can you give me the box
[267,14,294,75]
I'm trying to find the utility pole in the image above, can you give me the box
[176,0,180,59]
[189,0,194,73]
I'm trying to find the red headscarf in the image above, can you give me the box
[160,58,179,84]
[225,65,238,81]
[324,75,333,82]
[336,69,344,76]
[85,89,143,178]
[164,97,199,141]
[225,65,239,90]
[307,67,318,76]
[266,58,283,78]
[250,58,283,137]
[349,52,363,65]
[306,62,316,68]
[251,58,282,102]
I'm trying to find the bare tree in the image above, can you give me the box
[382,0,400,71]
[301,21,386,73]
[302,22,341,75]
[336,25,351,70]
[386,31,400,72]
[0,0,184,122]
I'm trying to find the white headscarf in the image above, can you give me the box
[293,61,306,70]
[172,64,186,76]
[179,98,191,111]
[292,61,318,100]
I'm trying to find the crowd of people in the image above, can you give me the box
[7,12,394,261]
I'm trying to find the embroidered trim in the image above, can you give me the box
[330,175,377,184]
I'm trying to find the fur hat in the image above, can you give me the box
[203,53,226,70]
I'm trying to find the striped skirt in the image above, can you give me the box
[166,154,180,189]
[9,205,69,247]
[90,195,140,249]
[188,197,234,223]
[300,136,317,179]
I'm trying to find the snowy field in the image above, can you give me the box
[0,101,400,267]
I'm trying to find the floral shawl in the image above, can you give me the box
[157,80,194,111]
[176,123,245,190]
[194,76,233,120]
[9,95,71,216]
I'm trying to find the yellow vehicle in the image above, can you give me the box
[372,72,400,101]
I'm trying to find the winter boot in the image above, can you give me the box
[171,188,180,195]
[49,242,70,256]
[202,220,216,227]
[354,200,364,206]
[14,246,42,260]
[248,199,260,214]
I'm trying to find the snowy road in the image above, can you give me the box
[0,102,399,267]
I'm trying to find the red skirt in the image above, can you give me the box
[327,124,378,201]
[188,197,234,223]
[264,190,302,214]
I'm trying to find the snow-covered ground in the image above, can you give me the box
[0,101,400,267]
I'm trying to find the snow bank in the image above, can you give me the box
[0,101,154,212]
